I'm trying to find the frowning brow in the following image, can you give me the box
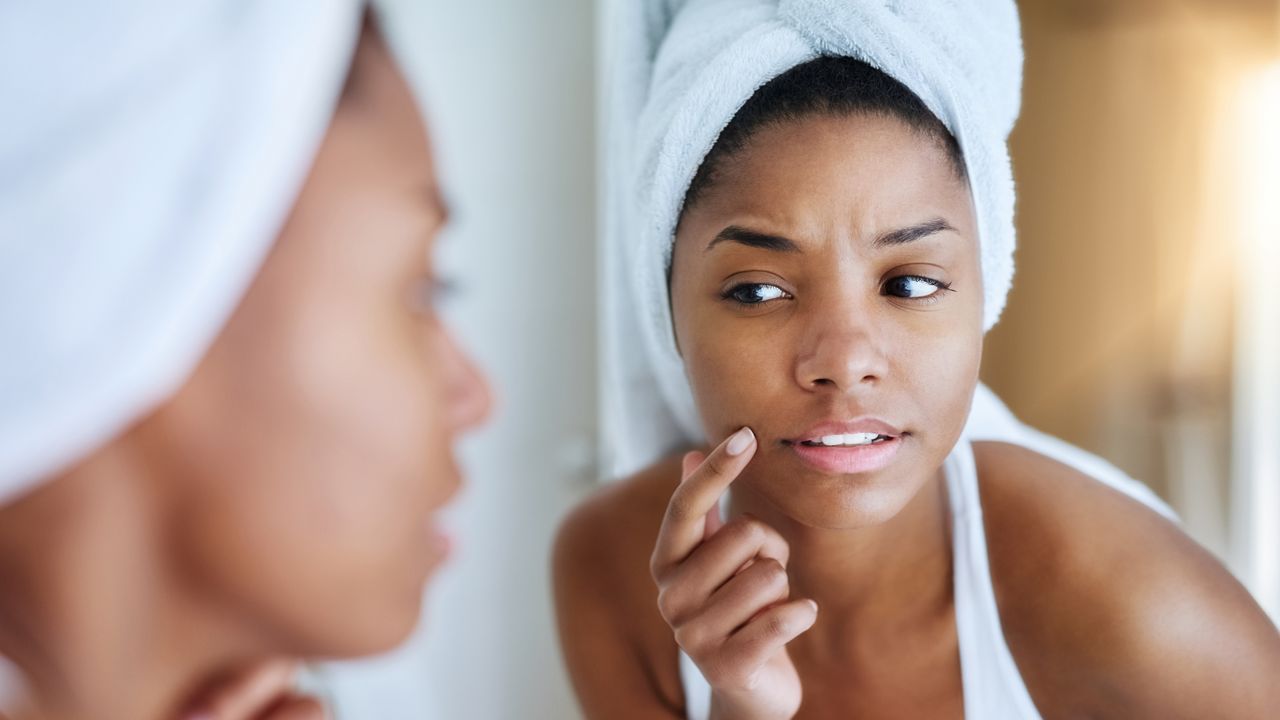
[706,218,956,254]
[874,218,955,248]
[706,226,801,253]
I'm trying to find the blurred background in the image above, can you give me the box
[319,1,1280,717]
[982,0,1279,625]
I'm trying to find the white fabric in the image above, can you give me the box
[0,654,24,718]
[602,0,1024,477]
[0,0,366,503]
[947,438,1046,719]
[677,435,1174,718]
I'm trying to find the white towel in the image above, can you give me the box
[0,0,366,504]
[601,0,1176,519]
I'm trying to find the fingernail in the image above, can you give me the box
[805,599,819,613]
[726,427,755,456]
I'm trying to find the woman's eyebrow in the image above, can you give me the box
[874,218,955,248]
[706,226,801,253]
[706,218,955,254]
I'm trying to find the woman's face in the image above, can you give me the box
[671,112,982,529]
[137,25,491,656]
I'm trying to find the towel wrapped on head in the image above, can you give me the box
[0,0,365,504]
[601,0,1174,518]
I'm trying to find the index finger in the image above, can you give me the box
[651,427,756,574]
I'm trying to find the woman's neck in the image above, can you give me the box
[728,467,954,661]
[0,454,264,720]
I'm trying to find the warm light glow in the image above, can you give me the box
[1233,61,1280,622]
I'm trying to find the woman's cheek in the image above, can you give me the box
[687,322,782,428]
[910,325,981,437]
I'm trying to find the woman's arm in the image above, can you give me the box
[1102,549,1280,719]
[977,441,1280,719]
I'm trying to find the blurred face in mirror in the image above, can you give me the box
[136,22,491,656]
[669,112,982,530]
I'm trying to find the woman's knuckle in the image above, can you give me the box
[648,553,665,581]
[750,558,783,585]
[700,654,732,686]
[737,518,765,545]
[765,566,788,593]
[702,452,729,477]
[673,622,704,652]
[656,587,681,622]
[711,661,752,692]
[667,493,694,522]
[765,612,793,638]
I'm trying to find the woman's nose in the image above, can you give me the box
[793,316,889,393]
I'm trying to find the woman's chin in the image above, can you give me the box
[299,556,438,658]
[789,492,909,529]
[743,467,922,529]
[320,590,427,658]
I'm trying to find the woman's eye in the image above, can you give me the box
[723,283,789,305]
[883,275,951,299]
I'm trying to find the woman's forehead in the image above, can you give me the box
[715,113,967,199]
[677,115,976,253]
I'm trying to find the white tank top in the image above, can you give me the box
[677,439,1048,719]
[0,654,24,718]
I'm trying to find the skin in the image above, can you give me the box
[0,20,491,720]
[554,112,1280,719]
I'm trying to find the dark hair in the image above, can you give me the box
[680,56,967,218]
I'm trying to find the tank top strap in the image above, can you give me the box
[678,648,712,720]
[946,438,1044,719]
[0,654,25,719]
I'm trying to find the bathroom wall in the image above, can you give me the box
[983,0,1278,593]
[320,1,598,717]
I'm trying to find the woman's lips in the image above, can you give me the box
[788,435,903,474]
[424,525,453,570]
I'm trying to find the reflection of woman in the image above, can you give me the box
[555,1,1280,718]
[0,6,489,720]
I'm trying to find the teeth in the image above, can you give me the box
[816,433,882,447]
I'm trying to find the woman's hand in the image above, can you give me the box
[177,659,326,720]
[649,427,818,720]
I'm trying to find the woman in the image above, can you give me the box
[555,1,1280,718]
[0,4,490,719]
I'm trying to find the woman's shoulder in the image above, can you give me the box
[972,440,1280,717]
[554,452,685,587]
[552,453,688,712]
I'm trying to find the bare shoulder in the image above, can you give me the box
[552,453,688,717]
[553,453,683,610]
[973,440,1280,718]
